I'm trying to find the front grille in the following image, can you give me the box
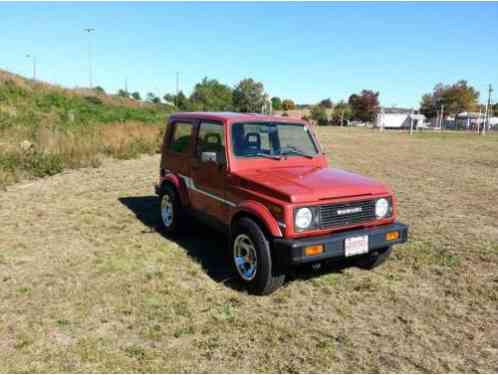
[319,198,386,229]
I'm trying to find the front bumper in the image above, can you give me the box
[273,222,408,265]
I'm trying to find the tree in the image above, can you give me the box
[190,77,233,111]
[94,86,105,94]
[282,99,296,111]
[131,91,141,101]
[420,81,479,119]
[233,78,266,113]
[493,103,498,117]
[331,100,352,126]
[420,93,438,119]
[163,93,176,104]
[271,97,282,110]
[319,98,333,109]
[117,89,129,98]
[175,91,190,111]
[146,92,160,103]
[310,105,329,126]
[348,90,380,122]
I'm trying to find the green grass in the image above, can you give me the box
[0,77,169,129]
[0,70,172,187]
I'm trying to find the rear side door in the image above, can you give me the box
[164,120,194,177]
[190,120,230,225]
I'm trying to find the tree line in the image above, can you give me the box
[420,80,497,119]
[114,77,269,113]
[106,77,496,125]
[109,77,381,125]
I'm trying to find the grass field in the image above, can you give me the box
[0,128,497,372]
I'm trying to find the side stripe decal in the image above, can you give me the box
[178,174,236,207]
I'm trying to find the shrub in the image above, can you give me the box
[22,151,65,177]
[311,105,329,126]
[84,96,103,105]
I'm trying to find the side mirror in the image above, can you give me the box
[201,151,218,163]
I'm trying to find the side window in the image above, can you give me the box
[197,122,225,163]
[169,122,193,154]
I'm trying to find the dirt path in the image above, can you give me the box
[1,130,497,372]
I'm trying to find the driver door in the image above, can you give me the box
[190,121,229,225]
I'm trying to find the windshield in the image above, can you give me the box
[232,122,319,159]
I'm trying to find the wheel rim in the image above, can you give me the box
[233,234,257,281]
[161,194,174,227]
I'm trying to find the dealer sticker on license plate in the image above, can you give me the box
[344,235,369,257]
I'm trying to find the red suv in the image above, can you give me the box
[156,112,408,294]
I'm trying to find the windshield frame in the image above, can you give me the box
[230,121,320,160]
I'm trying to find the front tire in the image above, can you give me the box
[159,184,183,234]
[232,217,285,295]
[355,246,392,270]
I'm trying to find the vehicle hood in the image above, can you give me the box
[236,166,389,203]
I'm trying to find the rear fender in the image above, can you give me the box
[159,173,190,206]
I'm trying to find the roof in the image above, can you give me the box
[168,111,307,124]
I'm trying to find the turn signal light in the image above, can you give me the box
[386,231,400,241]
[305,245,324,256]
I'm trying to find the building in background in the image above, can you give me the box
[376,108,427,129]
[452,112,498,130]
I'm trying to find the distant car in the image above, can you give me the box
[155,112,408,294]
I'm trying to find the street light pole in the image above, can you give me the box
[84,28,95,88]
[175,72,180,108]
[26,54,36,80]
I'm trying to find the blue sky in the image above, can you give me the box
[1,2,497,107]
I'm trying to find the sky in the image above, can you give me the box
[1,2,497,107]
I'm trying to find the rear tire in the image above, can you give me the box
[159,184,184,234]
[232,217,285,295]
[355,246,392,270]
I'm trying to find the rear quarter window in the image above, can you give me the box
[169,122,193,154]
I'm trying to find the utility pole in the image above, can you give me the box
[410,109,414,135]
[483,84,493,135]
[125,78,128,94]
[84,28,95,88]
[476,105,482,134]
[438,104,444,130]
[175,72,180,108]
[25,54,36,80]
[379,108,384,132]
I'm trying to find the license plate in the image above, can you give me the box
[345,235,369,257]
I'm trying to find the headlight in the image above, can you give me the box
[375,198,390,218]
[295,207,313,230]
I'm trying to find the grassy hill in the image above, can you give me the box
[0,70,173,187]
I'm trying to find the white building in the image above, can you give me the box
[376,112,427,129]
[454,112,498,130]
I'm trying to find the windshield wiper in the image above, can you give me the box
[281,146,314,159]
[250,152,282,160]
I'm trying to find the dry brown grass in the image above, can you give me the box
[0,128,497,372]
[0,122,163,187]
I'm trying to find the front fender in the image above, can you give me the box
[232,200,283,238]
